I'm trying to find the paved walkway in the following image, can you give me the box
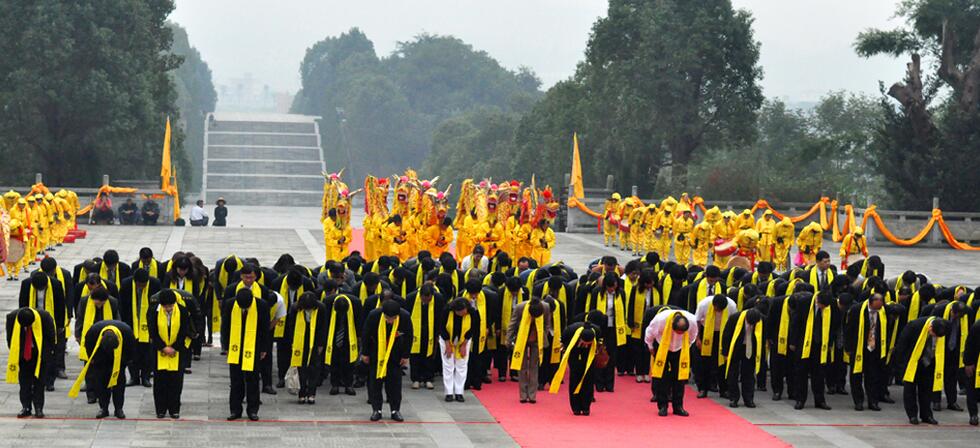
[0,206,978,447]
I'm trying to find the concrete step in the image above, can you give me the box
[205,190,322,207]
[208,133,319,147]
[207,146,322,161]
[206,174,323,191]
[209,121,316,134]
[207,160,323,176]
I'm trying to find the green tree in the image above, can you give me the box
[170,22,216,189]
[0,0,185,187]
[855,0,980,210]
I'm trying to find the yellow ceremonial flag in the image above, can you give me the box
[570,132,585,199]
[171,167,181,221]
[161,117,173,191]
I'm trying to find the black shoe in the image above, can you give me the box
[262,386,277,395]
[45,384,55,392]
[520,399,527,403]
[193,355,201,361]
[932,402,942,412]
[498,376,506,382]
[471,384,482,391]
[947,403,963,412]
[184,369,192,374]
[922,417,938,425]
[854,404,864,411]
[969,415,978,426]
[582,410,590,416]
[757,384,768,392]
[868,403,881,411]
[510,374,519,382]
[729,401,738,408]
[391,411,404,422]
[157,413,166,419]
[696,390,708,399]
[772,392,782,401]
[126,378,139,387]
[248,414,259,421]
[17,409,31,418]
[482,376,492,384]
[142,379,152,388]
[455,394,465,402]
[573,410,581,415]
[745,401,756,408]
[793,401,804,410]
[909,417,920,425]
[87,397,98,404]
[658,407,668,417]
[276,380,285,389]
[446,395,454,402]
[33,411,44,419]
[880,396,895,404]
[114,410,126,419]
[815,402,831,410]
[370,411,382,422]
[329,387,340,395]
[719,391,729,399]
[596,384,605,392]
[57,370,68,379]
[227,414,241,421]
[96,409,109,419]
[345,387,356,396]
[171,413,180,419]
[673,408,689,417]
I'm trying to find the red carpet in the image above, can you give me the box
[473,379,788,448]
[346,228,456,259]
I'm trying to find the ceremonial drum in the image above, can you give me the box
[726,255,752,270]
[6,238,25,263]
[714,239,737,257]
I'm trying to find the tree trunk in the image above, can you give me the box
[887,53,935,141]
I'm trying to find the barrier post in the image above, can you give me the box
[565,173,576,232]
[35,173,43,184]
[102,175,110,187]
[864,197,875,243]
[606,175,615,192]
[929,197,941,245]
[631,185,638,197]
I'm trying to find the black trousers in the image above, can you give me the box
[903,366,935,420]
[128,342,153,383]
[653,350,686,410]
[276,340,290,383]
[695,332,724,394]
[966,383,979,417]
[18,361,46,411]
[153,370,184,415]
[409,353,437,382]
[827,346,847,390]
[54,328,67,378]
[770,351,794,397]
[539,354,558,387]
[368,360,403,412]
[569,361,595,413]
[850,349,884,406]
[259,347,274,389]
[595,328,618,391]
[492,346,509,378]
[466,349,489,387]
[298,364,320,397]
[726,354,756,404]
[934,353,959,406]
[89,368,126,412]
[330,357,354,388]
[794,356,826,406]
[229,365,260,416]
[630,337,650,376]
[616,336,633,375]
[756,346,768,390]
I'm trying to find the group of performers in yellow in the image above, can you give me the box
[603,192,868,271]
[1,187,80,280]
[321,170,560,266]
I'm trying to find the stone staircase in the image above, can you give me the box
[202,112,325,206]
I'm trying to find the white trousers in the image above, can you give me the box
[440,339,470,395]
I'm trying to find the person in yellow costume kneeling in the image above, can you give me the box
[796,222,824,267]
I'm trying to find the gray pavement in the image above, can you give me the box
[0,206,978,447]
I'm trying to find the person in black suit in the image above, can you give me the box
[118,269,161,387]
[6,308,56,418]
[221,289,271,421]
[361,299,412,422]
[80,320,136,419]
[147,290,192,418]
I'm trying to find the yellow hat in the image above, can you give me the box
[854,227,864,236]
[45,193,55,201]
[17,198,27,205]
[723,210,735,219]
[611,193,622,201]
[26,196,35,202]
[677,203,691,213]
[741,209,752,216]
[763,209,773,216]
[56,190,68,198]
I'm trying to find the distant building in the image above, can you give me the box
[216,73,293,113]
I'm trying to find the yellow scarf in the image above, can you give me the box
[725,312,763,377]
[410,296,435,356]
[227,298,259,371]
[903,317,945,392]
[808,267,833,291]
[6,309,43,383]
[590,291,627,346]
[500,288,525,338]
[651,311,691,380]
[853,301,886,374]
[140,260,158,279]
[470,291,488,352]
[549,326,597,395]
[542,282,567,306]
[80,298,113,361]
[801,297,831,364]
[290,308,318,367]
[943,305,967,368]
[375,316,400,378]
[100,263,121,290]
[908,291,929,321]
[325,296,359,365]
[276,282,305,338]
[510,304,545,371]
[697,279,718,303]
[156,306,181,371]
[630,287,656,338]
[886,319,899,364]
[211,289,222,329]
[550,303,563,363]
[131,282,151,343]
[701,302,730,360]
[358,282,377,304]
[52,269,68,333]
[69,326,123,398]
[446,312,472,358]
[28,278,55,317]
[218,256,242,291]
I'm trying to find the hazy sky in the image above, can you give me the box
[170,0,908,102]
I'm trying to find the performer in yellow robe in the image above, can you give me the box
[755,210,776,263]
[712,211,737,268]
[691,221,713,267]
[773,217,795,271]
[602,193,621,247]
[796,221,824,267]
[530,220,555,266]
[672,205,695,265]
[323,209,353,262]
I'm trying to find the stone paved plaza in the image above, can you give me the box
[0,206,978,447]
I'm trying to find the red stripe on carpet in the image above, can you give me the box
[473,379,789,448]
